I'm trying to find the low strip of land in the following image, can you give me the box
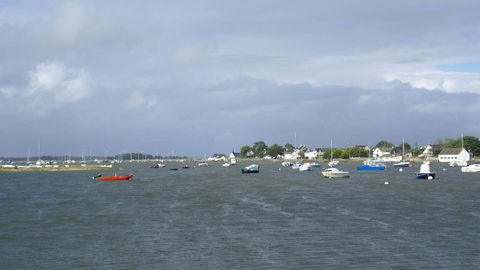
[0,165,116,172]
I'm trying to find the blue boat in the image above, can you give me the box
[357,160,386,170]
[241,164,259,174]
[393,161,412,167]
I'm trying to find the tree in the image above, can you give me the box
[437,135,480,156]
[410,149,423,157]
[240,145,251,158]
[323,148,345,159]
[346,146,368,158]
[284,143,294,152]
[444,138,459,148]
[252,141,267,158]
[375,140,394,149]
[397,142,411,151]
[463,136,480,156]
[267,144,284,157]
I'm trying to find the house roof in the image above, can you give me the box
[439,148,463,155]
[391,146,406,154]
[375,147,392,152]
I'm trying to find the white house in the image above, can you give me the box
[283,149,302,160]
[372,147,391,158]
[438,148,470,163]
[304,150,318,159]
[419,144,442,157]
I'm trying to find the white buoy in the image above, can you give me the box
[443,168,446,171]
[428,176,433,180]
[399,168,403,172]
[384,181,389,185]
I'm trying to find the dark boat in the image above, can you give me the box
[416,161,435,180]
[416,172,436,179]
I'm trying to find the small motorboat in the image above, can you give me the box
[322,167,350,178]
[299,163,311,172]
[461,163,480,173]
[310,162,321,168]
[328,160,339,167]
[281,161,293,167]
[222,163,231,167]
[170,168,178,171]
[182,165,190,169]
[197,162,209,167]
[94,174,133,181]
[241,164,259,174]
[416,161,436,179]
[393,161,412,167]
[357,160,386,170]
[292,162,302,169]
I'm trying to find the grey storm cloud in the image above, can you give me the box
[1,0,480,156]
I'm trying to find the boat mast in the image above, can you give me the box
[330,139,333,161]
[294,131,297,148]
[461,133,464,149]
[402,137,405,157]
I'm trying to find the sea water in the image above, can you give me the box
[0,162,479,269]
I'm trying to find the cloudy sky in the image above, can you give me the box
[1,0,480,157]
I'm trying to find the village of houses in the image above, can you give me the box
[210,143,473,166]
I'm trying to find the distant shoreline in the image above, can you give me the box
[0,165,116,173]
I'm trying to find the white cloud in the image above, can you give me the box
[28,62,94,103]
[29,62,66,91]
[385,71,480,94]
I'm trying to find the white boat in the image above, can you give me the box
[322,167,350,178]
[292,162,302,169]
[282,161,293,167]
[197,162,208,167]
[299,163,311,172]
[222,163,231,167]
[461,163,480,173]
[328,160,339,167]
[230,158,237,165]
[449,160,468,167]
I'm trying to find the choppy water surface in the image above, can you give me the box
[1,162,479,269]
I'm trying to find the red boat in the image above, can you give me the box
[95,174,134,181]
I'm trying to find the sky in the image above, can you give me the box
[1,0,480,157]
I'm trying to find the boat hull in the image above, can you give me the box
[241,169,259,174]
[461,165,480,172]
[322,172,349,178]
[98,174,133,181]
[393,162,412,167]
[357,165,386,170]
[416,173,436,179]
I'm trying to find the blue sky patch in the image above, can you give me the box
[437,61,480,72]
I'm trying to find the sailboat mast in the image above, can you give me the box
[294,132,297,148]
[330,139,333,161]
[402,137,405,156]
